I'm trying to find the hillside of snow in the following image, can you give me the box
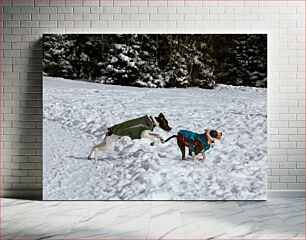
[43,77,267,200]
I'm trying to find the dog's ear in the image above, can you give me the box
[159,113,165,118]
[210,130,218,138]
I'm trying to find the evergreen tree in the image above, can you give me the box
[214,34,267,87]
[43,34,267,89]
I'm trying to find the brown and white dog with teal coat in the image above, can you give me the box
[88,113,172,160]
[165,129,222,161]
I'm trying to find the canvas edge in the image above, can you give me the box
[2,190,304,200]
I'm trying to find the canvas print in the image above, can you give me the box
[43,34,267,200]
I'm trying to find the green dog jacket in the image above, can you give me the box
[110,115,155,140]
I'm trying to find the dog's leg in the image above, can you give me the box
[88,135,119,160]
[148,132,164,143]
[141,130,163,146]
[88,146,97,160]
[88,135,107,160]
[88,141,105,160]
[192,152,198,161]
[177,139,186,160]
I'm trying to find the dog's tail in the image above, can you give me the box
[164,135,178,143]
[91,127,113,136]
[91,126,104,134]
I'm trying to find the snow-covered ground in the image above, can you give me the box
[43,77,267,200]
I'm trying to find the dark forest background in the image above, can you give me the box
[43,34,267,89]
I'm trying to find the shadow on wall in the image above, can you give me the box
[9,39,44,200]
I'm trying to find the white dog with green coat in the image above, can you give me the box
[88,113,172,160]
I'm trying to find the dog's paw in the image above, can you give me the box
[150,142,155,146]
[87,156,92,160]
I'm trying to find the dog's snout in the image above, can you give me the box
[216,132,222,140]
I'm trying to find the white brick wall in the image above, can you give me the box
[1,0,305,198]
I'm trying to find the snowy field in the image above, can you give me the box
[43,77,267,200]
